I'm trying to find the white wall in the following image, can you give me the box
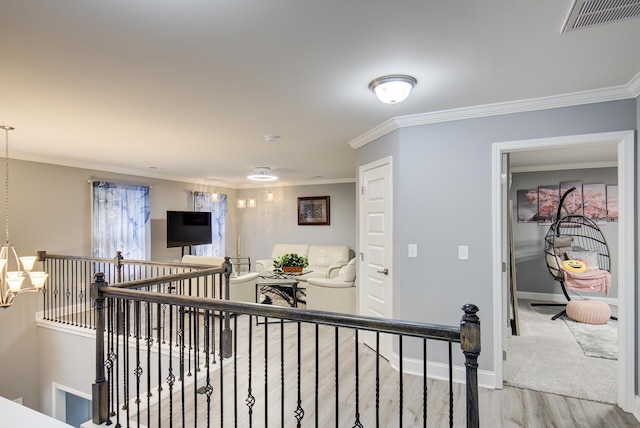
[237,183,357,261]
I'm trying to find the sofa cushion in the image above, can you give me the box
[306,277,354,289]
[337,258,356,282]
[270,243,310,259]
[307,245,351,267]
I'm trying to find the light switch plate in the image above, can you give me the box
[458,245,469,260]
[408,244,418,258]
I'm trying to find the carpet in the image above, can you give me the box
[563,316,617,360]
[505,300,618,404]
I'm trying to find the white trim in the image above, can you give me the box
[492,130,636,412]
[349,72,640,149]
[399,356,495,390]
[52,382,91,426]
[516,291,618,307]
[509,160,618,173]
[635,394,640,423]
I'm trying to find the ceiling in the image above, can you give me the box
[1,1,639,188]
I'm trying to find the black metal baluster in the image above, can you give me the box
[423,338,427,428]
[264,315,268,428]
[123,300,130,423]
[180,306,186,427]
[352,329,362,428]
[219,308,225,427]
[233,314,238,427]
[246,315,255,427]
[134,300,142,428]
[156,302,163,427]
[399,335,403,427]
[334,326,339,428]
[167,304,175,427]
[315,324,319,428]
[280,319,285,426]
[295,321,304,427]
[193,306,199,427]
[449,341,454,428]
[146,301,152,428]
[375,332,380,428]
[205,309,213,428]
[114,298,121,428]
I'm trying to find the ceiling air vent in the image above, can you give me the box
[562,0,640,32]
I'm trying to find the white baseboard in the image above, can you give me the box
[394,354,495,390]
[517,291,618,306]
[635,394,640,423]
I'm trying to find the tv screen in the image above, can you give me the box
[166,211,213,248]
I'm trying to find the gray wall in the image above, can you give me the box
[355,99,637,372]
[511,168,618,298]
[237,183,357,262]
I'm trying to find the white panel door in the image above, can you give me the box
[359,158,393,360]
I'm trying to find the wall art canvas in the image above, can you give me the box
[607,185,618,222]
[559,181,582,216]
[583,183,607,224]
[517,189,538,223]
[537,185,559,225]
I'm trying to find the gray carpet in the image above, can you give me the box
[564,316,617,360]
[505,299,618,404]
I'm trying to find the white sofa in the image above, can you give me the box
[255,243,352,282]
[181,255,258,303]
[306,258,357,314]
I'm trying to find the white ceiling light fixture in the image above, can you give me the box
[368,74,417,104]
[247,167,278,181]
[0,126,48,308]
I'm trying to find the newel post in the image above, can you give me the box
[221,256,233,358]
[91,272,109,425]
[460,303,480,428]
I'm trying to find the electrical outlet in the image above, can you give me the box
[458,245,469,260]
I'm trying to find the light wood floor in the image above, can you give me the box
[116,314,638,427]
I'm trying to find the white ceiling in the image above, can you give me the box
[1,1,639,187]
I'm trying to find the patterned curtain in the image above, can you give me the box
[192,192,226,257]
[92,182,150,260]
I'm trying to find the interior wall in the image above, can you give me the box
[0,159,234,415]
[510,167,619,298]
[355,99,636,372]
[237,183,357,262]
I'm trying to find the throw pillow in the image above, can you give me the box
[566,250,600,270]
[338,258,356,282]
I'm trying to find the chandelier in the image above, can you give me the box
[0,126,48,308]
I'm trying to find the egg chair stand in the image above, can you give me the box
[530,187,616,321]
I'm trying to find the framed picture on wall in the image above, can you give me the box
[517,189,538,223]
[583,183,607,224]
[537,185,559,225]
[607,185,618,222]
[298,196,330,225]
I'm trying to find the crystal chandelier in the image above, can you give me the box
[0,126,48,308]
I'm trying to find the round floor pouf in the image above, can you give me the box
[566,299,611,324]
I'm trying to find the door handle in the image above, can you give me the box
[377,268,389,275]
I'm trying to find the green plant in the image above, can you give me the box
[273,253,309,270]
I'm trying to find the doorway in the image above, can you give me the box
[492,130,635,412]
[358,157,394,361]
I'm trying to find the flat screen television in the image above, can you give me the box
[166,211,212,248]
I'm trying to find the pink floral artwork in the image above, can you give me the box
[537,185,559,225]
[607,185,618,222]
[583,183,607,224]
[517,189,538,223]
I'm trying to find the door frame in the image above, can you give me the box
[358,156,394,360]
[491,130,635,412]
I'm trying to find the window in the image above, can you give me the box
[192,191,226,257]
[92,182,150,259]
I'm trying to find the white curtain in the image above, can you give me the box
[192,192,226,257]
[92,182,150,260]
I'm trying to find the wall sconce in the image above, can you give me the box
[237,198,246,209]
[266,191,274,202]
[247,197,256,208]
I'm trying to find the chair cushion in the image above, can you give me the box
[182,255,225,266]
[337,258,356,282]
[566,299,611,325]
[307,245,351,267]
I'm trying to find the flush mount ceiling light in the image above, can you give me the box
[368,74,417,104]
[247,167,278,181]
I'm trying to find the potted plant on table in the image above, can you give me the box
[273,253,309,273]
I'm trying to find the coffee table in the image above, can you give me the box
[255,270,310,308]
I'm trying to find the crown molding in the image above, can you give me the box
[349,74,640,149]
